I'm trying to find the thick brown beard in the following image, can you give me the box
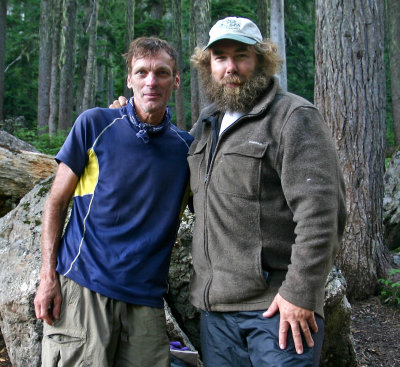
[200,68,271,112]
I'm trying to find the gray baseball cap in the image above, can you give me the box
[204,17,263,50]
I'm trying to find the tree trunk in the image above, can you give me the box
[37,0,53,134]
[257,0,269,38]
[48,0,62,137]
[270,0,287,91]
[190,0,210,126]
[123,0,135,98]
[58,0,77,131]
[388,0,400,145]
[172,0,186,130]
[0,0,6,123]
[82,0,99,112]
[107,52,115,107]
[149,0,163,22]
[314,0,390,300]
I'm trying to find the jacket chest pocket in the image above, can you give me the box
[215,142,267,198]
[187,139,208,193]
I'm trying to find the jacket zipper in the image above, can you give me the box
[202,114,247,310]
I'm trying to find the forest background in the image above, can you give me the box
[0,0,400,304]
[0,0,397,154]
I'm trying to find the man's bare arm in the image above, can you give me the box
[34,163,79,325]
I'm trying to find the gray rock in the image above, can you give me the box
[0,130,38,153]
[321,267,358,367]
[383,147,400,250]
[0,176,52,367]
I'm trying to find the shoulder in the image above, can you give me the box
[169,124,194,146]
[78,107,125,123]
[274,90,316,110]
[74,107,127,132]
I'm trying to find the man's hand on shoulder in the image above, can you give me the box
[34,273,62,325]
[109,96,128,109]
[263,293,318,354]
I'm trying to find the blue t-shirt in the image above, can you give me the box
[55,100,193,308]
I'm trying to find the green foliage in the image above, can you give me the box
[135,18,166,38]
[379,269,400,308]
[211,0,255,23]
[285,1,315,102]
[4,0,41,126]
[13,127,69,156]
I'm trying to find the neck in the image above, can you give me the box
[133,102,165,126]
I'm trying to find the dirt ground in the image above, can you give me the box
[0,296,399,366]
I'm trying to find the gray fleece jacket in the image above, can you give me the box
[188,77,346,317]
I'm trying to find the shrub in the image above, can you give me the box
[379,269,400,308]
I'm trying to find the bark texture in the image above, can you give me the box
[123,0,135,98]
[0,0,6,123]
[314,0,390,299]
[58,0,77,131]
[257,0,269,38]
[388,0,400,145]
[48,0,62,136]
[270,0,287,90]
[172,0,186,130]
[82,0,99,111]
[37,0,53,133]
[0,131,56,217]
[190,0,210,126]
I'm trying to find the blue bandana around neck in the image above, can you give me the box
[127,97,171,143]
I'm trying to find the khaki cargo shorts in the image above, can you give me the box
[41,275,170,367]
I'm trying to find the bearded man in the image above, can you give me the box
[188,17,347,367]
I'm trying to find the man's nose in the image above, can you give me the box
[145,72,157,86]
[225,58,238,74]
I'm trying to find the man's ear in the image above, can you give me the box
[127,75,132,89]
[174,73,180,90]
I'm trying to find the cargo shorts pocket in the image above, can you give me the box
[42,324,86,366]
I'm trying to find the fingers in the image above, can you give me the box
[109,100,122,109]
[278,319,289,350]
[263,298,278,318]
[289,322,304,354]
[272,293,318,354]
[108,96,128,109]
[34,298,54,325]
[118,96,128,106]
[300,319,315,348]
[33,278,62,325]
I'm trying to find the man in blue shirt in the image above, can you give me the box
[34,37,193,367]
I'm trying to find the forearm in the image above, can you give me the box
[40,195,70,279]
[39,162,78,280]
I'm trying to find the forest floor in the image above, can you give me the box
[0,297,399,366]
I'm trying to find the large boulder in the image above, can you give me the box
[383,147,400,250]
[0,176,51,366]
[0,131,57,217]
